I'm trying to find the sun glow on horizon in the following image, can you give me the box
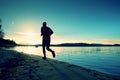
[8,20,41,44]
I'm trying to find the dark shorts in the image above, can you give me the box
[42,38,50,47]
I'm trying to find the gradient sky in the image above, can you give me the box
[0,0,120,44]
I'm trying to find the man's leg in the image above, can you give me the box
[42,45,46,59]
[46,46,55,58]
[46,38,55,58]
[42,39,46,59]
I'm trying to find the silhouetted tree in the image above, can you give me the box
[0,19,16,47]
[0,19,4,39]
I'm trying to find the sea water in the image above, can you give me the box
[12,46,120,76]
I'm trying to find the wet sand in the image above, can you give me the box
[0,48,120,80]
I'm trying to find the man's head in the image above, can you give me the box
[43,22,47,27]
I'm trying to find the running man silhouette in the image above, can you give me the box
[41,22,55,59]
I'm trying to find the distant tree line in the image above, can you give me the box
[0,19,16,47]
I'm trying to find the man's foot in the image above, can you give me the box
[42,57,46,60]
[52,51,55,58]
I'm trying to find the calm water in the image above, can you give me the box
[12,46,120,76]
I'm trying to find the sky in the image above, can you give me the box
[0,0,120,44]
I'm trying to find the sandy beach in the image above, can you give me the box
[0,48,120,80]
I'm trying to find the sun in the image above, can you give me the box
[11,21,41,44]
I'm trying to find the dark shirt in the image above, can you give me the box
[41,26,53,39]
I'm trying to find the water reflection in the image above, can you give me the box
[13,46,42,55]
[13,46,120,55]
[13,46,64,58]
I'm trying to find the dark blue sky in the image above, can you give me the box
[0,0,120,44]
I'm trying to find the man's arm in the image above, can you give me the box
[49,28,53,35]
[41,27,43,36]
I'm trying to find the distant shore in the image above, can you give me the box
[17,43,120,47]
[0,48,120,80]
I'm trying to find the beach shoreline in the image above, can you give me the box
[0,48,120,80]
